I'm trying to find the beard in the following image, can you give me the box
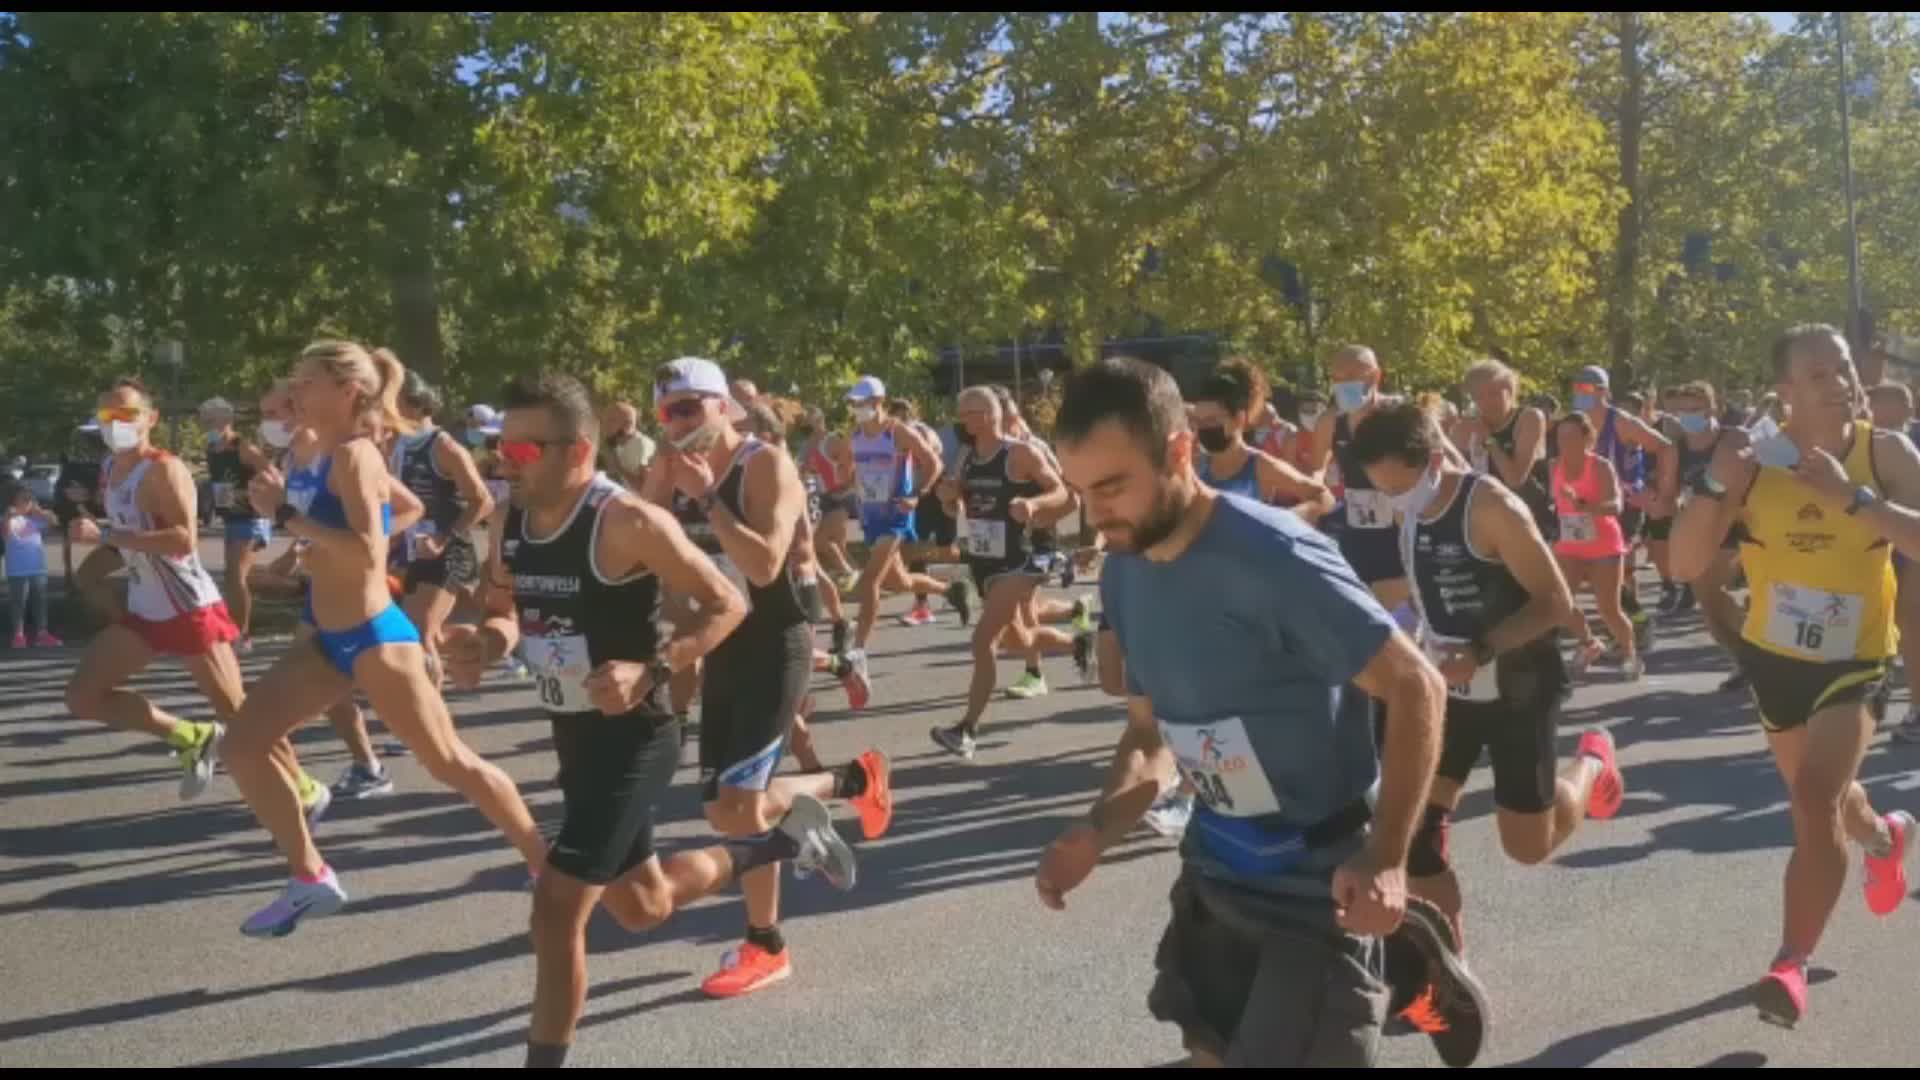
[1095,475,1190,555]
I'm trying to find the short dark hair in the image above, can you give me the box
[1192,357,1267,417]
[108,375,153,406]
[502,372,599,443]
[742,400,785,441]
[1620,391,1646,411]
[1557,411,1596,438]
[1348,402,1443,468]
[1054,356,1186,467]
[399,371,442,418]
[1772,323,1846,381]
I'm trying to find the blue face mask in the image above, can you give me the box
[1332,380,1372,414]
[1571,392,1598,412]
[1675,411,1710,435]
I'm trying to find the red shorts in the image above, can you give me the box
[121,603,240,657]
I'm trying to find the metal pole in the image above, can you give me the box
[1839,11,1865,352]
[1013,337,1022,403]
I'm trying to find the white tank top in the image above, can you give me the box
[106,454,225,621]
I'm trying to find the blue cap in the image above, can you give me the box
[847,375,887,402]
[1574,365,1610,389]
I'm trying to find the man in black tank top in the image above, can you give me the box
[1350,403,1626,950]
[648,357,898,1001]
[1654,381,1752,693]
[391,374,495,683]
[927,385,1076,759]
[201,397,275,651]
[1455,359,1553,542]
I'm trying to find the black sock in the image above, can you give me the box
[526,1041,570,1068]
[831,655,852,678]
[746,923,786,955]
[833,761,868,800]
[1026,663,1042,678]
[726,829,802,875]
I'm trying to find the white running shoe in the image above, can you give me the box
[241,869,348,939]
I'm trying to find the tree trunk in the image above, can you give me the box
[389,243,440,383]
[1608,11,1645,387]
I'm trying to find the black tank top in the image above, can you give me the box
[1484,407,1555,530]
[206,435,256,521]
[392,428,462,533]
[1676,427,1722,487]
[959,440,1042,564]
[671,438,810,634]
[504,474,668,717]
[1332,414,1376,493]
[1405,473,1559,681]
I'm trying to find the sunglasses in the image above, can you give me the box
[496,438,570,467]
[657,397,711,423]
[97,406,145,424]
[1572,384,1603,396]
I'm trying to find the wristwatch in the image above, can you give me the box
[1844,485,1880,517]
[275,503,299,528]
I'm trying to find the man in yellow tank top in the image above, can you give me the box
[1671,323,1917,1028]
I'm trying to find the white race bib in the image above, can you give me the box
[527,634,594,713]
[1764,583,1864,661]
[1346,489,1393,530]
[1156,716,1281,817]
[857,469,893,505]
[964,518,1008,559]
[1559,512,1597,544]
[212,482,236,510]
[405,521,439,562]
[1423,634,1499,703]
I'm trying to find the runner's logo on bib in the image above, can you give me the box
[212,482,236,510]
[528,634,594,713]
[1157,717,1280,817]
[858,470,893,505]
[964,518,1007,559]
[1346,490,1393,530]
[1764,583,1863,661]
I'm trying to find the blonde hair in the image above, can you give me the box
[299,340,416,436]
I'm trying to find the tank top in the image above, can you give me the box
[205,433,258,522]
[285,442,393,535]
[1595,408,1647,492]
[105,452,225,621]
[958,440,1041,564]
[1333,412,1393,531]
[1740,420,1898,663]
[1552,453,1628,559]
[505,473,667,716]
[807,441,846,493]
[669,438,809,633]
[1402,473,1547,700]
[850,426,912,506]
[389,427,462,556]
[1198,452,1261,500]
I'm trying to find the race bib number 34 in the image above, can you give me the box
[964,518,1007,559]
[1346,490,1393,530]
[1156,717,1281,817]
[528,635,594,712]
[1764,583,1863,661]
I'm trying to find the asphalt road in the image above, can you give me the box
[3,537,1919,1067]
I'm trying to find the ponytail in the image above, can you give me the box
[370,348,417,436]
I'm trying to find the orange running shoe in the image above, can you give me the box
[851,749,893,840]
[701,943,792,999]
[1753,958,1807,1028]
[1578,728,1624,820]
[1863,810,1914,917]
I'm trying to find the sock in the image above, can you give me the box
[745,923,786,956]
[296,771,320,804]
[833,762,869,800]
[1864,816,1894,858]
[1025,663,1042,679]
[165,721,208,752]
[831,655,852,679]
[526,1041,570,1068]
[726,829,802,875]
[296,864,331,885]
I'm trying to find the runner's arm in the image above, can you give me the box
[1486,408,1546,492]
[1082,694,1175,852]
[1256,452,1334,522]
[605,496,747,674]
[114,457,199,558]
[1626,413,1679,507]
[1473,481,1576,655]
[638,445,678,508]
[1670,441,1755,583]
[387,475,425,536]
[707,447,803,587]
[1347,631,1445,866]
[433,433,495,537]
[237,439,274,473]
[1307,412,1338,480]
[1794,431,1920,563]
[1583,457,1624,517]
[470,500,521,666]
[1011,441,1075,526]
[896,422,943,499]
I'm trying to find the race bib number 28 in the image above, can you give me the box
[528,635,593,712]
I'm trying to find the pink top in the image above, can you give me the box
[1553,452,1627,559]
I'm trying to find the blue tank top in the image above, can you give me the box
[850,427,913,506]
[1596,408,1647,491]
[1199,453,1261,500]
[286,446,393,534]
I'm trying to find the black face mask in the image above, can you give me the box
[1195,426,1234,454]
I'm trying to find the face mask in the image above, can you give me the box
[466,429,490,448]
[671,420,720,454]
[1752,434,1801,470]
[1195,426,1234,454]
[615,432,652,472]
[1393,462,1444,517]
[1675,411,1710,435]
[1332,381,1372,414]
[1571,392,1599,412]
[854,405,879,424]
[1298,408,1324,429]
[1461,402,1479,421]
[105,420,143,452]
[259,419,293,449]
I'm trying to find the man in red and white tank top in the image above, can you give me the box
[63,377,328,815]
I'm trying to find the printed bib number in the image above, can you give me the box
[527,635,593,713]
[1156,716,1281,817]
[1764,583,1863,661]
[964,518,1008,559]
[857,469,894,505]
[1423,635,1499,702]
[212,482,236,510]
[1559,512,1597,544]
[1346,489,1393,530]
[406,522,439,563]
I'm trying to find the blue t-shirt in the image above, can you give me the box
[1101,493,1393,902]
[4,512,50,578]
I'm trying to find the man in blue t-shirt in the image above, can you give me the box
[1035,357,1488,1068]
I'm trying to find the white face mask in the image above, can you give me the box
[615,432,653,472]
[853,405,879,425]
[1298,408,1324,429]
[1393,461,1444,518]
[259,419,294,449]
[104,420,144,452]
[670,420,719,453]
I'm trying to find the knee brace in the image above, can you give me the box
[1408,803,1452,878]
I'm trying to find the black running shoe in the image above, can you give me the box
[947,578,974,627]
[1657,584,1682,615]
[1392,896,1489,1069]
[1072,631,1094,681]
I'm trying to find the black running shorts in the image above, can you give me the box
[1737,640,1888,733]
[546,709,682,885]
[699,622,812,801]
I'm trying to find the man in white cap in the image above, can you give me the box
[201,396,276,652]
[1571,365,1676,658]
[831,374,968,685]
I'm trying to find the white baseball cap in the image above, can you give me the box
[199,396,234,416]
[655,357,747,420]
[847,375,886,403]
[467,403,503,435]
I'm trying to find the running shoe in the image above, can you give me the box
[1676,585,1698,613]
[1072,631,1095,682]
[1070,595,1096,636]
[1570,639,1605,678]
[899,606,935,628]
[331,761,395,799]
[1622,652,1646,682]
[780,793,856,891]
[240,869,348,939]
[840,649,872,710]
[8,632,24,649]
[835,572,858,598]
[931,723,977,761]
[1394,896,1490,1068]
[1632,610,1655,655]
[1578,728,1624,820]
[830,618,850,658]
[1142,790,1194,838]
[237,634,255,656]
[1863,810,1915,916]
[1893,708,1920,744]
[1656,584,1682,614]
[177,722,225,801]
[1753,958,1808,1028]
[302,781,332,829]
[701,943,791,999]
[32,630,62,648]
[1006,671,1049,699]
[947,578,974,627]
[850,749,893,841]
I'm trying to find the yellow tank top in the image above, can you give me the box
[1739,420,1898,662]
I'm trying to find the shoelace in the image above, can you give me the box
[1400,987,1450,1034]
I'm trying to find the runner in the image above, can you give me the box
[1572,366,1677,656]
[1671,323,1917,1026]
[1657,382,1752,693]
[1456,359,1554,540]
[986,383,1085,696]
[1551,413,1643,680]
[1350,402,1624,947]
[599,400,655,491]
[889,397,961,628]
[5,485,60,647]
[1866,383,1920,742]
[1309,345,1415,620]
[835,375,967,682]
[648,357,894,998]
[201,397,275,653]
[219,341,546,938]
[1189,358,1333,519]
[1035,357,1487,1068]
[62,377,326,816]
[387,371,494,683]
[805,408,862,610]
[928,385,1077,759]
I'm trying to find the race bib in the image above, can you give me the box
[405,521,439,563]
[1346,489,1393,530]
[964,518,1008,559]
[527,634,594,713]
[212,482,236,510]
[1559,512,1597,544]
[1423,635,1499,703]
[857,469,893,505]
[1764,583,1863,661]
[1156,717,1281,817]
